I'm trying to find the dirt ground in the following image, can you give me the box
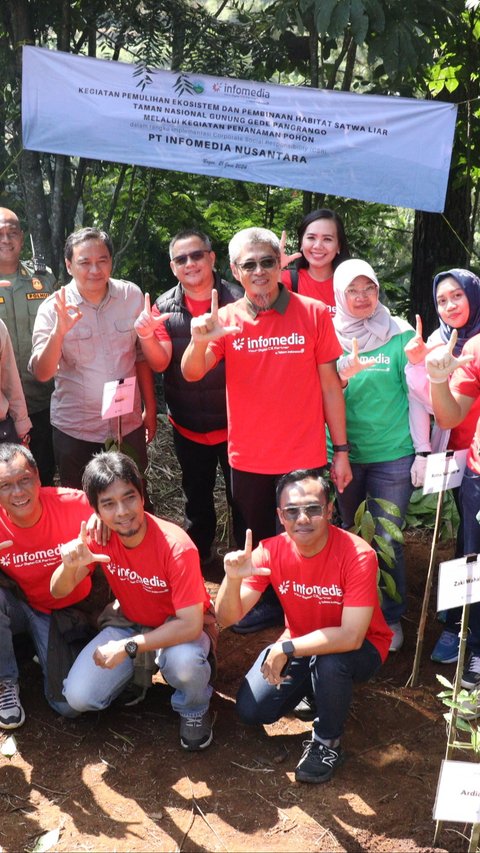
[0,425,475,853]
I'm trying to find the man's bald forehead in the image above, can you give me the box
[0,208,22,227]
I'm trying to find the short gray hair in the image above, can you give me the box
[228,227,280,265]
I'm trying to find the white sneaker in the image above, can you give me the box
[0,680,25,729]
[388,621,404,652]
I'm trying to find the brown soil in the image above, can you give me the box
[0,425,473,852]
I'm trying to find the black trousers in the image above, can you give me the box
[52,424,152,509]
[29,408,55,486]
[172,427,246,559]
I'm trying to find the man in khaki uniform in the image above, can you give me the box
[0,209,56,484]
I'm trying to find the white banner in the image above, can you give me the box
[22,46,457,212]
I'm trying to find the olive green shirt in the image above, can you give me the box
[0,261,56,413]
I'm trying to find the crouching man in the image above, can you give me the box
[50,451,216,751]
[216,468,391,783]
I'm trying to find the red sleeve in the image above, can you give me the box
[151,304,172,343]
[450,338,480,400]
[281,270,293,291]
[312,301,342,365]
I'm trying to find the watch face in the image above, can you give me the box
[125,641,138,658]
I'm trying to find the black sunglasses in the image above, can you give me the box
[172,249,210,266]
[235,256,278,273]
[281,504,327,521]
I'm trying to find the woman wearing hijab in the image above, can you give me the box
[333,259,419,653]
[405,269,480,665]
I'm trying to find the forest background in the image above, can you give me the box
[1,0,480,335]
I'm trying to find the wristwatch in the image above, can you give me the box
[281,639,295,662]
[125,640,138,659]
[332,443,351,453]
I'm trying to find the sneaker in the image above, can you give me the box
[388,621,404,652]
[231,599,284,634]
[0,680,25,730]
[461,653,480,689]
[431,630,460,664]
[293,695,316,721]
[180,711,213,751]
[295,739,344,784]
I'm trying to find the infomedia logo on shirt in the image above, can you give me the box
[232,332,306,354]
[278,578,343,603]
[106,562,168,592]
[1,545,62,567]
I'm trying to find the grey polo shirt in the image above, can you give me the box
[29,278,145,442]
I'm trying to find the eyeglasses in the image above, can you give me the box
[345,284,378,299]
[281,503,326,521]
[172,250,210,266]
[235,256,278,273]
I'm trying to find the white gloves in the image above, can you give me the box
[410,454,428,487]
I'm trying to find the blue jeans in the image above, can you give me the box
[0,588,77,717]
[454,467,480,653]
[236,641,382,741]
[336,455,414,624]
[63,626,213,717]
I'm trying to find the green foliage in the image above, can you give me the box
[437,674,480,753]
[405,488,459,543]
[351,496,403,603]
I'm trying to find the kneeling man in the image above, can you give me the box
[50,451,216,751]
[216,468,391,783]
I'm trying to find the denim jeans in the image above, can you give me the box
[236,640,382,741]
[63,626,213,717]
[454,467,480,653]
[0,588,77,717]
[336,455,414,624]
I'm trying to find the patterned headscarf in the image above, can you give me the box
[433,269,480,356]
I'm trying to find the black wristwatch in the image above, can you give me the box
[125,640,138,659]
[281,639,296,673]
[332,443,351,453]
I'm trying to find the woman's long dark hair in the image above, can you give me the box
[296,208,350,271]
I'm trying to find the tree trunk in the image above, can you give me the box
[410,170,470,336]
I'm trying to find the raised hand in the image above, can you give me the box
[425,329,474,384]
[279,230,302,269]
[404,315,442,365]
[223,529,271,580]
[337,338,376,381]
[190,289,241,342]
[60,521,110,570]
[134,293,171,340]
[53,286,82,337]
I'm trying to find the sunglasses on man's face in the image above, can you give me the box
[281,503,327,521]
[172,250,210,266]
[235,256,279,273]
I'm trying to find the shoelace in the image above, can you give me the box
[469,655,480,674]
[0,682,18,711]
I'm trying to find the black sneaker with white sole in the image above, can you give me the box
[0,680,25,730]
[461,653,480,689]
[295,739,344,783]
[180,711,213,751]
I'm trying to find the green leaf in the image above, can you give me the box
[373,535,395,561]
[377,516,404,543]
[350,0,369,44]
[329,0,352,39]
[31,828,60,853]
[1,735,17,756]
[456,717,475,733]
[380,569,401,602]
[314,0,339,34]
[360,510,375,543]
[372,497,401,517]
[353,500,366,530]
[436,674,454,689]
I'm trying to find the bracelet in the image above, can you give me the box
[416,451,430,457]
[332,443,350,453]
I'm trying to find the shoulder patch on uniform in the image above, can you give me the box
[0,297,5,303]
[31,278,44,291]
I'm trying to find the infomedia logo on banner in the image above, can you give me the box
[22,47,457,212]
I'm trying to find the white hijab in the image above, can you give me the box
[333,259,403,354]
